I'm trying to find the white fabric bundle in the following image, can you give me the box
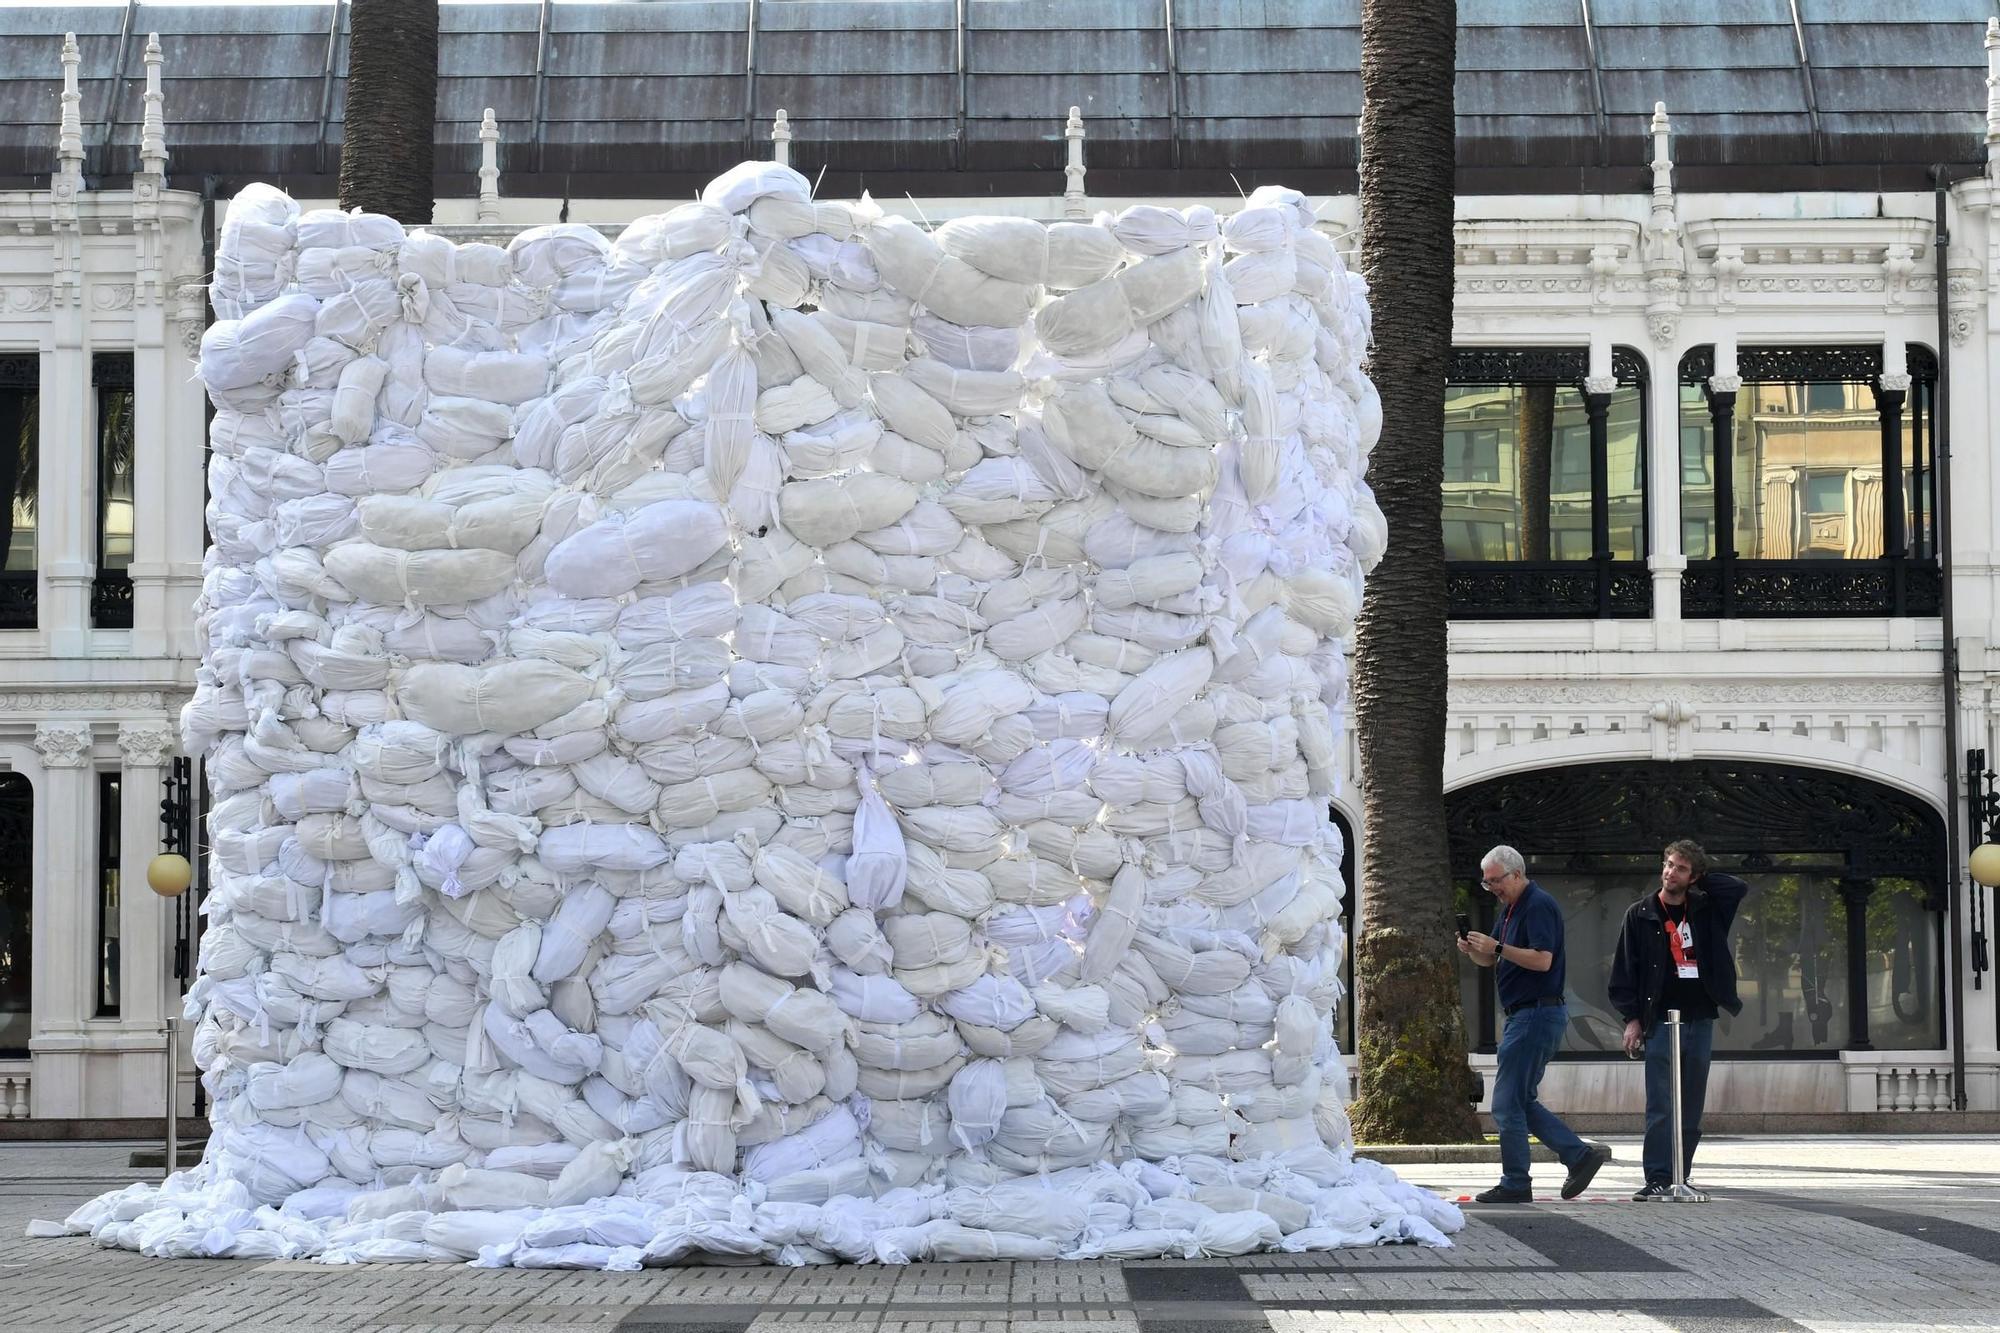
[74,167,1461,1270]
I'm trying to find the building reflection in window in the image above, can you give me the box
[95,356,134,575]
[0,362,35,576]
[1443,383,1644,562]
[1679,372,1937,563]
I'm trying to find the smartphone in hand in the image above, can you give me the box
[1455,913,1470,939]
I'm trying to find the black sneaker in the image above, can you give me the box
[1561,1143,1613,1199]
[1632,1181,1671,1200]
[1474,1185,1533,1203]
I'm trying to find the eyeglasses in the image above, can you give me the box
[1479,875,1511,887]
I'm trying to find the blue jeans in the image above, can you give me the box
[1492,1003,1587,1190]
[1643,1016,1714,1185]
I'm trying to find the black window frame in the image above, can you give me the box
[0,772,31,1057]
[1679,344,1941,618]
[91,352,134,630]
[0,355,37,630]
[95,769,120,1019]
[1445,424,1501,485]
[1444,345,1652,620]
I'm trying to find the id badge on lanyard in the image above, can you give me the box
[1660,893,1698,979]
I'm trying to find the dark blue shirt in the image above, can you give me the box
[1495,880,1567,1012]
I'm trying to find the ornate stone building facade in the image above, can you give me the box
[0,2,1995,1122]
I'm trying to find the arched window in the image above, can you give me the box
[0,773,32,1056]
[1445,761,1946,1058]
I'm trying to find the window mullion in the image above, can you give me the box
[1705,379,1740,617]
[1584,382,1613,615]
[1877,377,1909,616]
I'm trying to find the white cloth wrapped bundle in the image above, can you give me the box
[77,165,1462,1272]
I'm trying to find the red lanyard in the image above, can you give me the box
[1498,898,1518,951]
[1658,892,1694,969]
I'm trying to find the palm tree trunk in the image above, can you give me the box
[337,0,440,224]
[1349,0,1480,1144]
[1517,384,1555,561]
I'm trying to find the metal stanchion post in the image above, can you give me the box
[162,1015,179,1183]
[1658,1008,1709,1202]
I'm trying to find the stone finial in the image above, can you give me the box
[772,108,792,168]
[140,33,167,178]
[56,32,83,195]
[477,107,501,224]
[1649,102,1674,197]
[1642,103,1684,347]
[1063,105,1087,220]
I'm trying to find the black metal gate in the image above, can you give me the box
[1445,760,1948,1057]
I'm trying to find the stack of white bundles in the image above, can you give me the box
[53,162,1458,1268]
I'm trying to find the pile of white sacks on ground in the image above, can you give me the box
[56,161,1461,1266]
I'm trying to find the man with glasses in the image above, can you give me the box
[1458,844,1610,1203]
[1608,839,1750,1199]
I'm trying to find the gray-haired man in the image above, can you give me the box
[1457,844,1611,1202]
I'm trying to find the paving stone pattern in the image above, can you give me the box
[4,1137,1999,1331]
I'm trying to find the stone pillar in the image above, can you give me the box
[126,299,171,662]
[25,722,94,1117]
[162,269,209,664]
[1646,359,1685,645]
[116,725,173,1048]
[41,340,91,657]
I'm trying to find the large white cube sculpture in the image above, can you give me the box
[59,163,1461,1265]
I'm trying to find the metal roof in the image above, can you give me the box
[1,1,1992,198]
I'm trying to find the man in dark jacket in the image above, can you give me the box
[1607,839,1750,1199]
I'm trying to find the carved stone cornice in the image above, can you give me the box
[0,689,175,712]
[1689,274,1937,298]
[1454,220,1640,267]
[1686,217,1933,266]
[1449,679,1943,708]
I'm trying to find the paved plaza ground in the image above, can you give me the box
[0,1136,1995,1332]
